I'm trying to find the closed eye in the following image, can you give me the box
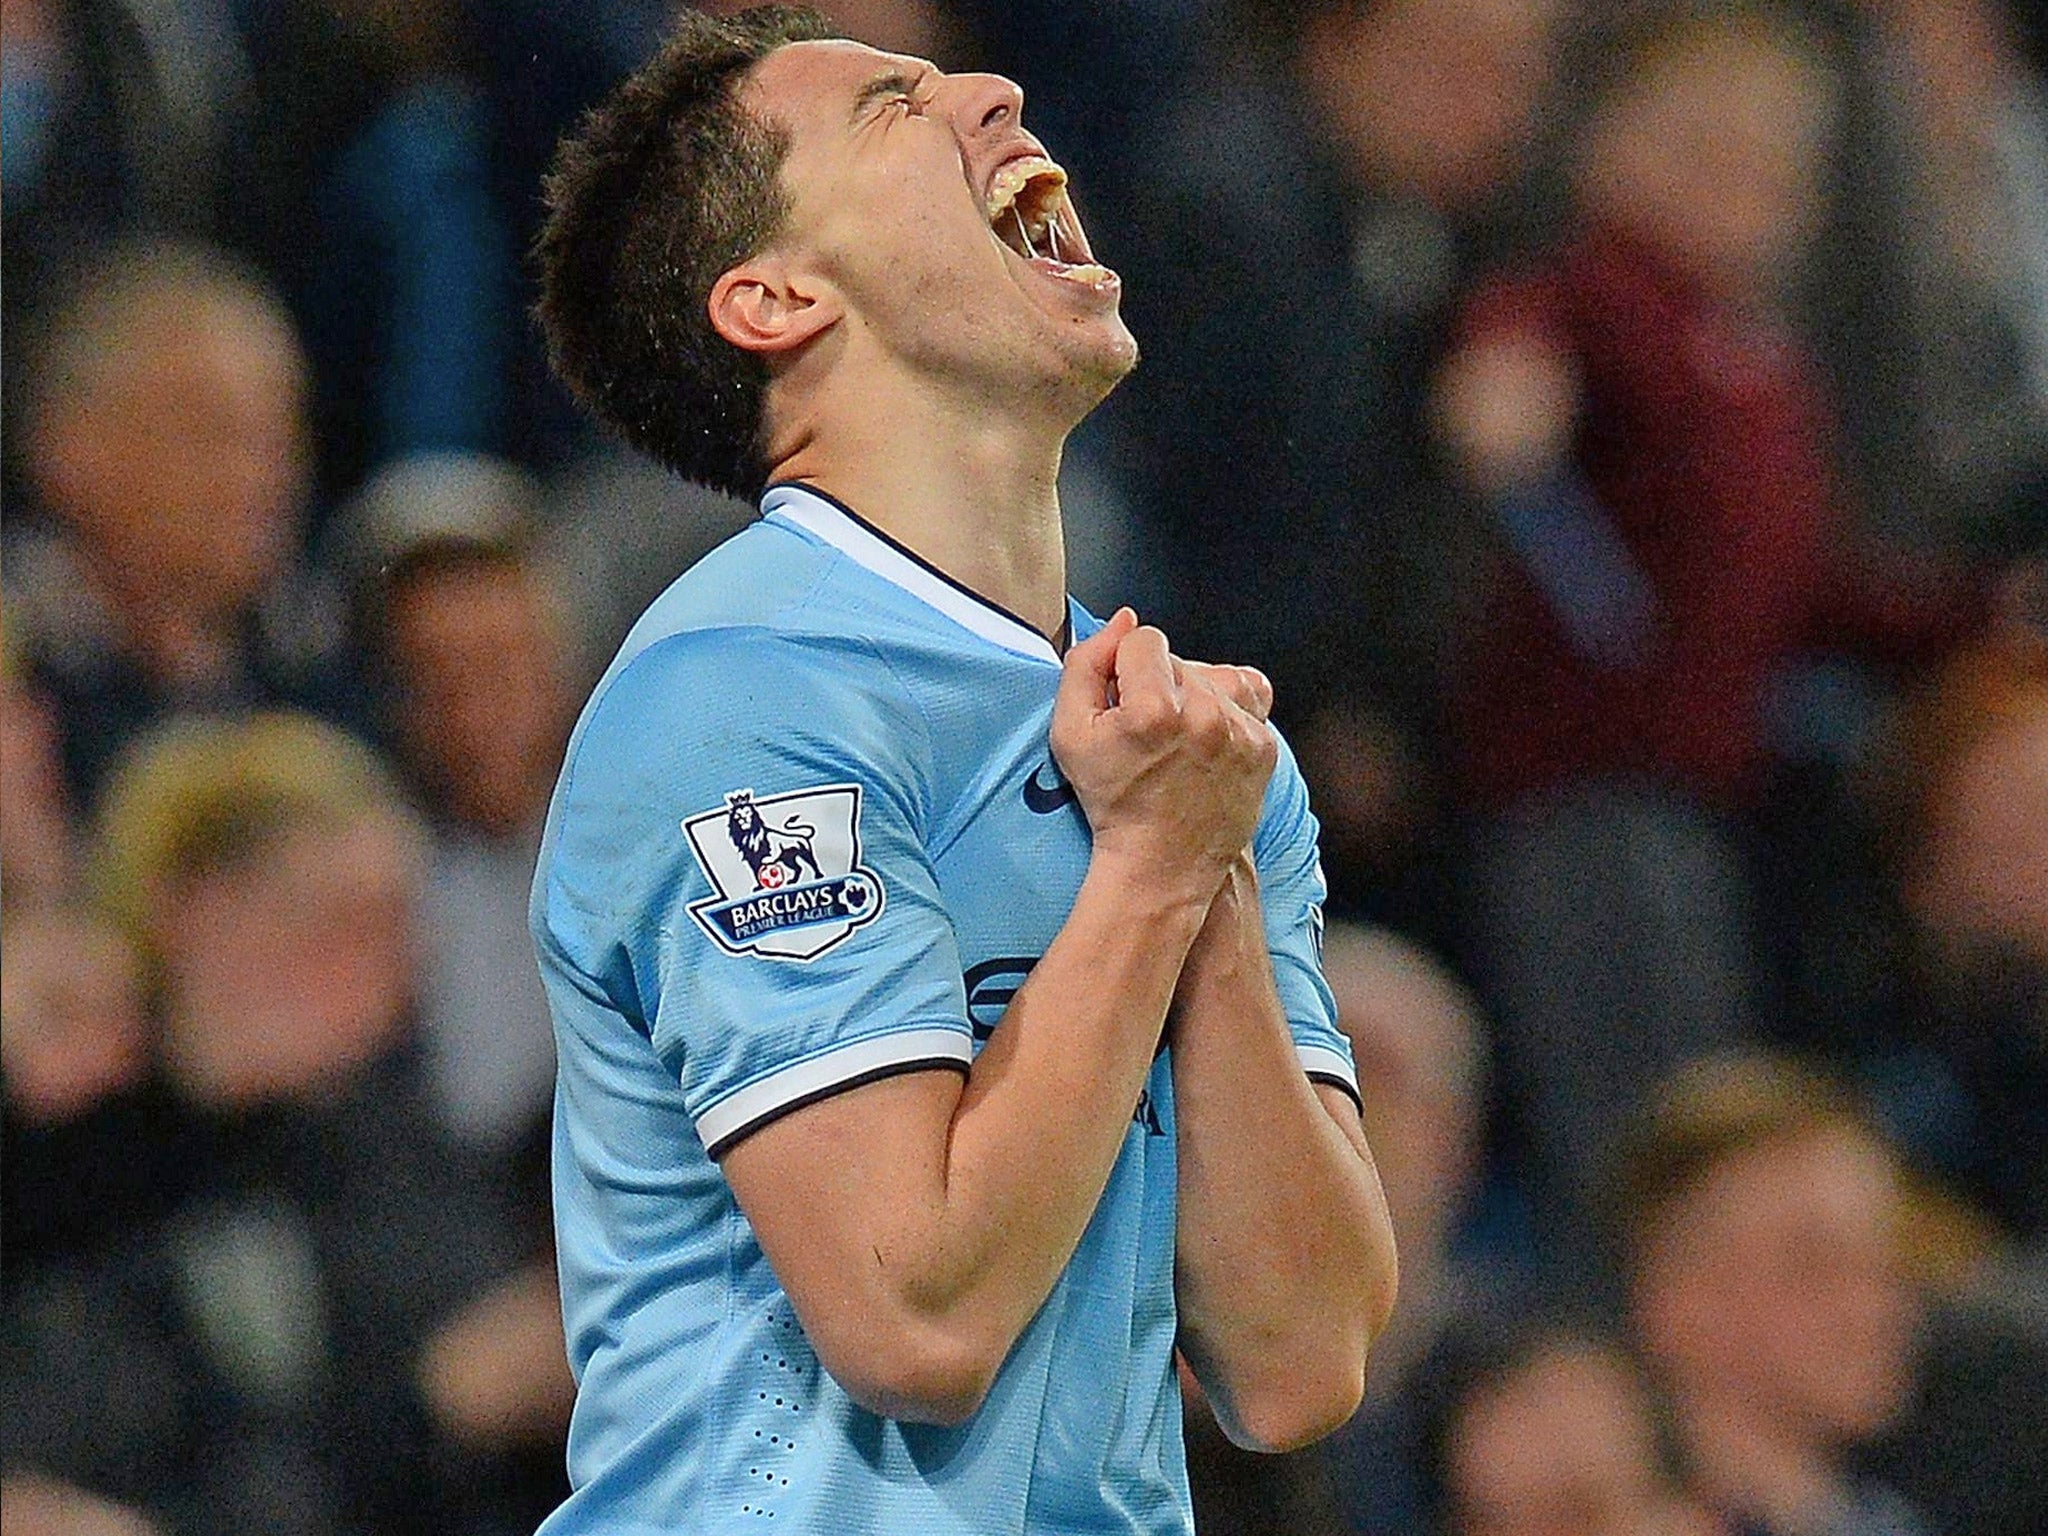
[852,67,937,124]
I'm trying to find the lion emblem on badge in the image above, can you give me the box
[724,790,824,890]
[684,782,885,961]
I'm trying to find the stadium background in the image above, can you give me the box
[4,0,2047,1532]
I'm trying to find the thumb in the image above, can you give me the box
[1056,607,1137,716]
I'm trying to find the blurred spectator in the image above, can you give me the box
[1439,0,1852,795]
[1901,624,2048,977]
[1186,923,1514,1536]
[0,907,167,1282]
[1330,925,1495,1377]
[1435,4,1893,1256]
[1415,1313,1721,1536]
[338,464,576,1525]
[380,532,571,841]
[1616,1055,1930,1536]
[0,911,144,1135]
[0,0,248,449]
[346,457,574,1153]
[2,713,557,1536]
[1112,0,1568,914]
[4,553,170,1306]
[7,241,360,811]
[1620,1051,2048,1536]
[1184,923,1499,1536]
[1317,924,1504,1536]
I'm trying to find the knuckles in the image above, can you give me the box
[1049,638,1277,851]
[1117,691,1177,743]
[1250,725,1280,776]
[1114,626,1175,680]
[1241,667,1275,719]
[1187,697,1236,750]
[1176,659,1275,723]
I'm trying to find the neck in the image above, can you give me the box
[768,372,1072,643]
[1673,1383,1852,1536]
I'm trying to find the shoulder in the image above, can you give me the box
[541,618,932,891]
[565,623,929,809]
[534,629,914,1001]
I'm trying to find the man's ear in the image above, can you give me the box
[708,257,841,355]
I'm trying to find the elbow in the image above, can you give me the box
[1200,1205,1399,1453]
[816,1316,1002,1427]
[1221,1355,1367,1454]
[1245,1220,1409,1449]
[1211,1255,1396,1454]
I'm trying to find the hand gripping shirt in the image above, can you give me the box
[531,483,1358,1535]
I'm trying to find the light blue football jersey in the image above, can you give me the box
[531,482,1358,1535]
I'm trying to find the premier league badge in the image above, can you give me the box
[682,784,886,961]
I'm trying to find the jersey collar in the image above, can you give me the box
[762,482,1064,665]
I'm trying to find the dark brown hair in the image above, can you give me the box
[534,6,835,498]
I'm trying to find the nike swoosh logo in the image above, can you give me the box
[1023,762,1077,814]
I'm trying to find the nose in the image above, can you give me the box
[949,71,1025,139]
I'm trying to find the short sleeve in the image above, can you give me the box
[1251,729,1359,1109]
[544,626,971,1156]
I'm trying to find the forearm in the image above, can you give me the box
[1172,859,1398,1450]
[849,852,1214,1402]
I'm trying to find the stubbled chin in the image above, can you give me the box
[972,246,1139,395]
[1062,313,1141,399]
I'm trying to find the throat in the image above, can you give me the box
[976,518,1069,646]
[767,393,1074,645]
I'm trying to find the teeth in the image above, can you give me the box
[985,155,1067,223]
[986,154,1102,275]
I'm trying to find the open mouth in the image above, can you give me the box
[984,155,1115,286]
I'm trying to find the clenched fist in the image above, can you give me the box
[1049,609,1277,904]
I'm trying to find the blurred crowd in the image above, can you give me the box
[3,0,2046,1533]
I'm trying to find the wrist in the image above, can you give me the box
[1082,834,1231,926]
[1182,856,1263,987]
